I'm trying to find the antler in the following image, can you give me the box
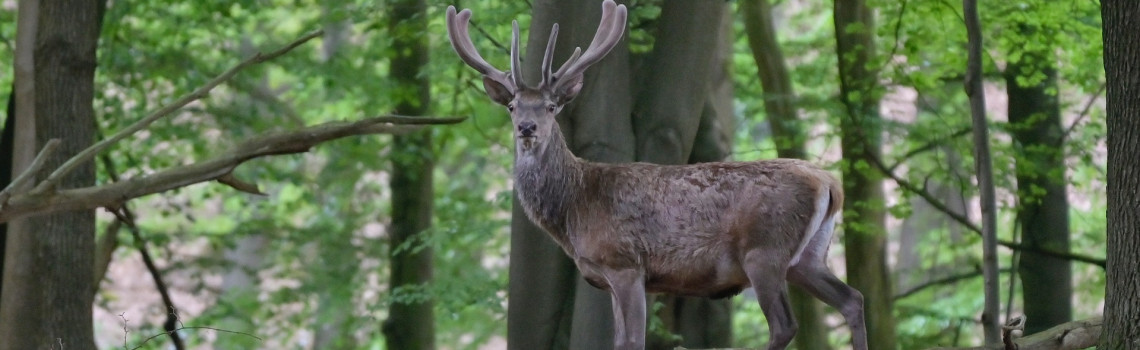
[540,0,627,91]
[446,6,519,92]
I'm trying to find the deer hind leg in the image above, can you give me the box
[787,215,868,350]
[604,268,647,350]
[743,249,797,350]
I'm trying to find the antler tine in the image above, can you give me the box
[510,21,525,89]
[552,47,582,80]
[550,0,627,90]
[540,23,560,86]
[446,6,516,91]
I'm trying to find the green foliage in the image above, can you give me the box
[0,0,1106,347]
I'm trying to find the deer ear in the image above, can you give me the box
[553,75,584,105]
[482,76,514,106]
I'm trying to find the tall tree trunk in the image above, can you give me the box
[632,0,725,165]
[667,6,735,349]
[0,84,14,300]
[742,1,831,348]
[1100,0,1140,348]
[1005,47,1072,335]
[627,1,728,349]
[833,0,897,348]
[383,1,435,349]
[0,0,104,348]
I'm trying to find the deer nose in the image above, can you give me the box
[518,122,537,137]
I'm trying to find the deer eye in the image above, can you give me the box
[547,105,557,113]
[507,103,515,112]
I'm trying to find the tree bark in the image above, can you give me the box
[741,1,831,348]
[0,0,104,348]
[1101,0,1140,348]
[1005,46,1072,334]
[632,0,725,165]
[383,1,435,349]
[833,0,897,348]
[628,2,729,349]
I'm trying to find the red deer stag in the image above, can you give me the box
[445,2,867,349]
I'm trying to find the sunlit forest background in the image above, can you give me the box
[0,0,1107,349]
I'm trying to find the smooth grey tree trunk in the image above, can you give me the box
[1005,48,1072,335]
[1100,0,1140,348]
[630,1,730,349]
[741,1,831,348]
[833,0,898,348]
[0,0,104,348]
[383,0,436,349]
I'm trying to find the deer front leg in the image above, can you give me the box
[605,268,647,350]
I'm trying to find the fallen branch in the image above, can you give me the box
[925,316,1102,350]
[0,115,464,223]
[674,317,1101,350]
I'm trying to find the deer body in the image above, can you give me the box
[515,123,839,299]
[446,2,867,349]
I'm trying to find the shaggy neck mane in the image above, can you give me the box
[513,123,583,247]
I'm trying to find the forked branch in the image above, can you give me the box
[0,115,463,223]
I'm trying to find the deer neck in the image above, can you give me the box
[513,122,582,246]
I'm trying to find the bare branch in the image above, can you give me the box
[217,173,266,196]
[865,147,1108,268]
[32,30,324,194]
[0,138,60,204]
[110,207,185,349]
[0,115,465,223]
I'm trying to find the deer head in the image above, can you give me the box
[445,1,627,154]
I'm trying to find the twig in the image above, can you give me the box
[887,127,972,172]
[1060,82,1106,142]
[32,30,324,194]
[0,115,465,223]
[131,326,262,350]
[0,139,61,204]
[217,173,266,195]
[865,148,1108,268]
[110,207,185,350]
[895,267,1013,300]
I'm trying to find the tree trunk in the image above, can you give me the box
[833,0,898,348]
[1005,47,1072,334]
[741,1,831,348]
[0,0,104,348]
[628,1,729,349]
[1100,0,1140,348]
[632,0,725,165]
[383,1,435,349]
[963,0,1001,342]
[0,84,14,300]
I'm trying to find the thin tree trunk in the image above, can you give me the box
[833,0,897,348]
[1005,49,1072,334]
[741,1,831,348]
[1100,0,1140,347]
[383,1,435,349]
[0,0,104,348]
[963,0,1001,342]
